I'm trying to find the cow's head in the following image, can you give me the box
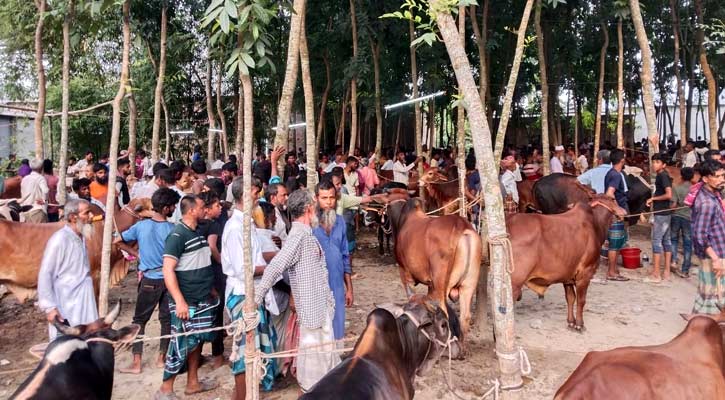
[53,301,140,349]
[589,195,627,223]
[377,295,456,377]
[419,169,450,187]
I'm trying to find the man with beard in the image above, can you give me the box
[312,180,353,343]
[115,188,180,374]
[37,199,98,340]
[90,162,110,203]
[116,157,132,207]
[266,183,289,244]
[255,189,340,394]
[342,156,360,196]
[222,162,239,204]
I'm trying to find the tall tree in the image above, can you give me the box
[57,0,74,206]
[670,0,687,146]
[347,0,358,155]
[409,19,423,192]
[99,0,131,316]
[151,1,167,163]
[470,1,489,107]
[695,0,719,146]
[216,60,228,159]
[205,59,218,163]
[492,0,535,164]
[593,22,609,161]
[316,50,331,152]
[457,5,466,217]
[371,39,383,158]
[614,0,629,148]
[535,0,551,175]
[299,3,317,191]
[629,0,661,162]
[234,29,244,158]
[273,0,304,176]
[34,0,47,159]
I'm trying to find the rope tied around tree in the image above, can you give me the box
[488,233,515,275]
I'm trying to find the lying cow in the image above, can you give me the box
[301,295,457,400]
[507,195,626,331]
[387,195,483,350]
[555,312,725,399]
[0,199,152,302]
[10,302,140,400]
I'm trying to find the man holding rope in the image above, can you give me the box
[644,154,673,283]
[255,189,340,394]
[604,149,630,282]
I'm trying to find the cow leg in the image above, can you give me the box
[378,226,384,255]
[564,283,577,330]
[574,273,594,332]
[398,266,415,298]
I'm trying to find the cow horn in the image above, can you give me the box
[104,301,122,325]
[375,303,404,318]
[53,319,82,336]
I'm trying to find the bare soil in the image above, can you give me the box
[0,224,700,400]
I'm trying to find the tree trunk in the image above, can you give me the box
[371,40,383,159]
[470,0,489,106]
[457,6,467,217]
[58,0,74,206]
[616,18,625,148]
[162,98,170,162]
[430,0,520,388]
[99,0,130,316]
[594,22,609,162]
[273,0,304,175]
[535,0,551,175]
[299,6,317,192]
[409,20,423,194]
[235,30,244,158]
[34,0,47,159]
[151,1,167,163]
[395,113,402,152]
[316,50,331,153]
[337,86,350,147]
[694,0,718,147]
[347,0,359,155]
[127,92,137,162]
[629,0,661,166]
[492,0,535,164]
[205,60,217,164]
[215,60,228,160]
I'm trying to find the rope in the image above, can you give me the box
[488,234,516,274]
[495,347,532,377]
[623,205,690,219]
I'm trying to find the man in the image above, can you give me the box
[283,152,300,184]
[500,156,519,215]
[313,180,353,343]
[75,151,95,174]
[222,162,239,203]
[318,154,330,173]
[266,182,290,244]
[90,163,109,204]
[550,145,565,173]
[393,150,418,186]
[430,151,441,169]
[604,149,630,282]
[190,159,208,194]
[253,152,272,184]
[578,150,620,194]
[131,163,172,200]
[20,158,49,223]
[691,159,725,313]
[255,189,340,393]
[116,188,180,374]
[329,172,382,253]
[683,142,697,168]
[644,154,673,283]
[342,156,360,196]
[671,167,695,278]
[576,148,589,175]
[116,157,132,207]
[380,151,394,171]
[37,199,97,340]
[358,157,380,196]
[211,155,225,170]
[2,153,18,177]
[157,195,218,398]
[323,154,346,174]
[222,177,278,399]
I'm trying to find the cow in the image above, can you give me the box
[555,312,725,399]
[368,182,407,255]
[379,169,420,194]
[0,175,22,199]
[507,195,626,331]
[386,195,483,351]
[418,168,461,215]
[0,198,152,302]
[0,199,32,221]
[300,295,457,400]
[10,302,140,400]
[516,179,538,213]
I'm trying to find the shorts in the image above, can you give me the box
[607,221,628,251]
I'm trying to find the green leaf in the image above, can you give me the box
[220,11,230,34]
[224,0,238,19]
[252,24,259,40]
[255,40,265,57]
[239,4,252,25]
[240,52,255,68]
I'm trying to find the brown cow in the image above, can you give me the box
[0,175,22,199]
[516,179,537,213]
[378,169,420,194]
[0,199,152,302]
[507,195,626,331]
[555,312,725,399]
[387,196,483,350]
[418,168,461,214]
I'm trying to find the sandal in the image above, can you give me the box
[642,276,662,284]
[675,270,690,279]
[184,377,218,396]
[606,275,630,282]
[153,390,179,400]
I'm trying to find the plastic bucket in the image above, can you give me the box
[620,247,641,269]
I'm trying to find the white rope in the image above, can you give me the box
[495,346,532,377]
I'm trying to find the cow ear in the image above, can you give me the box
[20,205,34,213]
[375,303,404,318]
[115,324,141,344]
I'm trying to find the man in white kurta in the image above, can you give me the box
[37,199,98,340]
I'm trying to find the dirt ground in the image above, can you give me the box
[0,224,701,400]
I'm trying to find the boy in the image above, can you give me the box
[671,167,696,278]
[645,154,673,283]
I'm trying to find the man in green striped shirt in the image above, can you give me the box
[157,195,218,399]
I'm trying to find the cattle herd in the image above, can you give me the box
[3,168,725,400]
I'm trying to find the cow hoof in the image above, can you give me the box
[567,322,577,331]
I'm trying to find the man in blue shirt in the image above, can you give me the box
[577,150,611,194]
[604,149,630,282]
[115,187,180,374]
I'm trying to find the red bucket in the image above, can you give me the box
[620,247,641,269]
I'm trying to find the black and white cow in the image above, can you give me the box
[11,302,140,400]
[0,199,32,222]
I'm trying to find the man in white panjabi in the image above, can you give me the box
[37,198,98,340]
[550,145,565,174]
[20,158,49,223]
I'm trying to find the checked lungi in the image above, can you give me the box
[163,297,219,381]
[227,293,278,391]
[693,259,725,314]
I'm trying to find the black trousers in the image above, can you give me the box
[132,276,171,355]
[211,264,226,357]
